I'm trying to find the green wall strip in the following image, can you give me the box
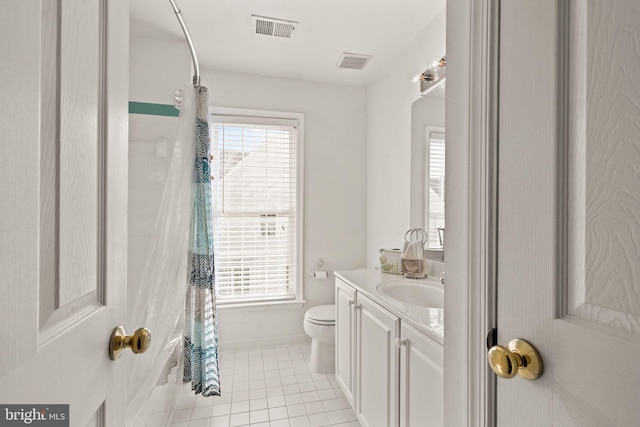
[129,101,179,117]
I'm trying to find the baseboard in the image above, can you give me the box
[219,334,311,352]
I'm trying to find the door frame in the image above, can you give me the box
[444,0,499,426]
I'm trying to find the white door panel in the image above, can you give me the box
[0,1,128,425]
[498,0,640,425]
[335,278,356,406]
[356,293,399,427]
[399,322,443,427]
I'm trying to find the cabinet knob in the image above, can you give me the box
[395,338,407,348]
[348,300,354,306]
[355,304,362,310]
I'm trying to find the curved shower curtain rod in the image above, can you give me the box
[169,0,201,88]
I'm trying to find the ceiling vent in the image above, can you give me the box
[336,53,372,70]
[252,15,298,39]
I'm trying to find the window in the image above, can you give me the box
[210,109,303,304]
[424,127,445,249]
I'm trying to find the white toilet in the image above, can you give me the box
[303,305,336,374]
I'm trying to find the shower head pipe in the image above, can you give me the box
[169,0,201,87]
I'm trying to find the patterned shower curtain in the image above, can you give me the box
[184,86,221,396]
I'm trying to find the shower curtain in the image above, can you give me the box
[126,86,220,422]
[183,86,221,396]
[127,86,197,417]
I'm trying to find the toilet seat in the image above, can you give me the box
[304,305,335,326]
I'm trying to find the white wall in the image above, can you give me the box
[130,36,367,349]
[366,7,446,266]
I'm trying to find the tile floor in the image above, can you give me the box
[169,344,362,427]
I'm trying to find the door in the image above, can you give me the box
[335,278,356,406]
[0,1,128,426]
[356,293,399,427]
[497,0,640,425]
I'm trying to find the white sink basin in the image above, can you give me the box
[376,281,444,308]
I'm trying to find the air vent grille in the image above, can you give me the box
[336,53,372,70]
[252,15,297,39]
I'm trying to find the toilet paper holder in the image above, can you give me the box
[310,258,329,279]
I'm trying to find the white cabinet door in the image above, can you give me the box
[0,1,128,425]
[399,323,443,427]
[335,278,357,406]
[356,293,400,427]
[497,0,640,425]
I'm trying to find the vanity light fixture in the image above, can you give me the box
[413,56,446,96]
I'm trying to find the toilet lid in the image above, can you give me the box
[305,305,335,325]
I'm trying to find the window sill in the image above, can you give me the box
[216,299,307,313]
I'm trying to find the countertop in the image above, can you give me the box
[334,268,444,345]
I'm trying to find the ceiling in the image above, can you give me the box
[130,0,446,86]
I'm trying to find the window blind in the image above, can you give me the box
[425,130,445,249]
[210,116,299,303]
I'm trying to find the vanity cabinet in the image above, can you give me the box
[335,278,356,406]
[335,276,443,427]
[398,322,443,427]
[356,292,400,427]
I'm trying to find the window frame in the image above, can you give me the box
[424,125,446,250]
[209,106,305,307]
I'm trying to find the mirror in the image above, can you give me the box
[410,92,445,262]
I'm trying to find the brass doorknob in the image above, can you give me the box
[109,326,151,360]
[488,338,543,380]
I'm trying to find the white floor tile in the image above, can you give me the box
[191,406,213,420]
[288,415,311,427]
[316,390,335,401]
[250,398,268,411]
[195,395,215,408]
[293,367,309,375]
[214,394,233,405]
[234,382,250,391]
[301,391,320,403]
[296,374,313,384]
[174,345,359,427]
[232,391,251,402]
[250,389,268,399]
[266,386,284,397]
[321,399,341,412]
[283,384,301,395]
[209,415,230,427]
[313,380,331,391]
[229,412,250,427]
[325,410,348,425]
[267,396,286,408]
[298,382,316,393]
[266,377,283,387]
[286,404,306,418]
[303,402,324,415]
[308,413,330,427]
[249,409,269,424]
[211,403,231,417]
[284,394,304,406]
[281,376,298,386]
[231,401,250,414]
[344,409,357,422]
[189,418,211,427]
[176,397,197,411]
[270,419,291,427]
[171,408,193,423]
